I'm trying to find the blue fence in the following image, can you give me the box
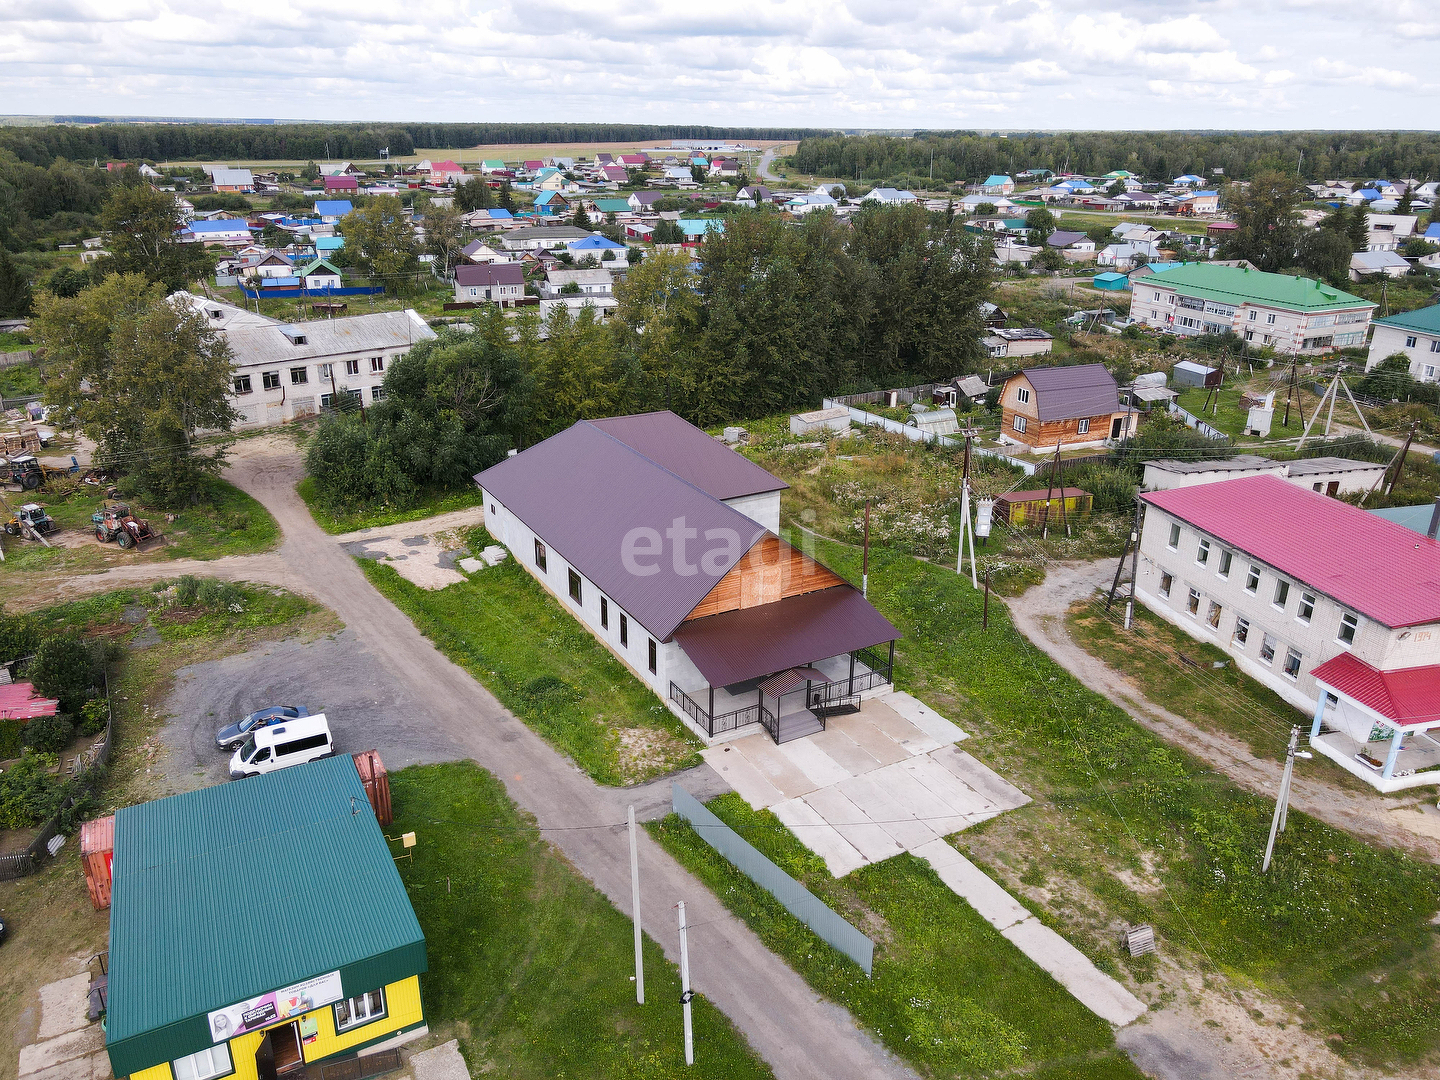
[671,784,874,975]
[240,285,387,299]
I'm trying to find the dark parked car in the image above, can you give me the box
[215,706,310,751]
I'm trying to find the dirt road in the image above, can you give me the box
[1004,559,1440,861]
[120,436,917,1080]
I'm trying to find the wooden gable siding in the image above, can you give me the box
[684,535,846,622]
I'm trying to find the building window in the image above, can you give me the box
[233,375,252,394]
[648,638,657,674]
[1077,418,1090,434]
[568,568,582,603]
[335,988,387,1032]
[290,366,308,385]
[600,597,608,629]
[1427,366,1437,380]
[1187,587,1201,615]
[370,386,386,401]
[1206,600,1222,629]
[1168,523,1180,549]
[1159,572,1173,598]
[1338,611,1359,644]
[1260,633,1277,664]
[1012,415,1027,433]
[173,1046,233,1080]
[1218,550,1232,577]
[1297,592,1315,623]
[1248,310,1257,321]
[1233,617,1250,646]
[1245,565,1260,593]
[1432,340,1440,353]
[319,363,333,380]
[1016,386,1031,404]
[262,370,281,390]
[1273,580,1290,609]
[1406,335,1418,348]
[1267,312,1277,324]
[1283,648,1303,679]
[1244,330,1254,341]
[534,539,547,572]
[371,356,385,373]
[620,614,628,647]
[345,358,360,376]
[1196,539,1210,565]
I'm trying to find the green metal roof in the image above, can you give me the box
[1373,304,1440,335]
[1149,263,1374,312]
[106,756,426,1077]
[592,198,632,213]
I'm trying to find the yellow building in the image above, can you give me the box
[106,757,427,1080]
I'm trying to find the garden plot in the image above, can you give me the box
[701,689,1029,877]
[342,528,471,589]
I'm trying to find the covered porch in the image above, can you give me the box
[1309,653,1440,793]
[668,586,900,744]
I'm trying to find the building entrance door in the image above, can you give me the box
[1109,416,1124,440]
[256,1022,305,1080]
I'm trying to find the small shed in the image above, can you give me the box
[80,814,115,910]
[995,487,1093,527]
[1172,361,1221,389]
[907,408,960,436]
[1092,272,1128,291]
[789,407,851,436]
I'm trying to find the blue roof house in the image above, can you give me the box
[568,234,628,254]
[314,200,354,223]
[315,235,345,252]
[679,219,725,239]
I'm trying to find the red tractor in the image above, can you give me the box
[92,502,160,550]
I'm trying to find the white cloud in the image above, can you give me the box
[0,0,1431,127]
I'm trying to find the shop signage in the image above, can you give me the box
[207,971,344,1042]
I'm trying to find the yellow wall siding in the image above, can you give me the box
[131,1063,173,1080]
[302,976,424,1063]
[225,1031,266,1080]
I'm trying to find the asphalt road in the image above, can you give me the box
[166,436,918,1080]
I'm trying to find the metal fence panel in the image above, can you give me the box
[671,784,873,975]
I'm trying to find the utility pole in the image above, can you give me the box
[1125,499,1142,630]
[1387,421,1418,496]
[1262,726,1311,873]
[677,902,694,1066]
[1106,498,1141,613]
[628,806,644,1005]
[956,427,980,588]
[861,500,871,598]
[982,570,990,629]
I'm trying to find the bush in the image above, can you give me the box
[28,635,96,714]
[0,752,65,830]
[0,611,40,665]
[22,713,73,753]
[174,574,200,606]
[0,718,22,760]
[1068,463,1139,513]
[79,698,109,736]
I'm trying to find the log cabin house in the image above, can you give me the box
[998,363,1137,454]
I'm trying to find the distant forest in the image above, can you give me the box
[792,131,1440,184]
[0,123,833,166]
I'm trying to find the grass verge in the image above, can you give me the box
[392,761,772,1079]
[648,794,1141,1079]
[805,532,1440,1069]
[297,477,487,535]
[360,529,702,785]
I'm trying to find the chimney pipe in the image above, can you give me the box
[1428,496,1440,541]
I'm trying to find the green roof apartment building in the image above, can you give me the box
[106,756,427,1080]
[1366,304,1440,383]
[1128,263,1374,355]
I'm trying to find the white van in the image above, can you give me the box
[229,713,334,779]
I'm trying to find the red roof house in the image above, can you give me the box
[323,176,358,192]
[0,682,60,721]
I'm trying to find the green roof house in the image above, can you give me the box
[106,756,427,1080]
[1366,303,1440,381]
[1129,263,1375,355]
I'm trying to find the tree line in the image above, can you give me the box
[792,131,1440,186]
[0,123,833,168]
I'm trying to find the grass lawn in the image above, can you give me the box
[297,477,486,535]
[392,762,773,1080]
[360,529,703,785]
[785,534,1440,1070]
[0,479,279,606]
[649,794,1142,1080]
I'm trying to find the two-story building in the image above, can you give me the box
[998,363,1137,453]
[1129,263,1374,354]
[475,412,900,745]
[1137,474,1440,792]
[1366,304,1440,382]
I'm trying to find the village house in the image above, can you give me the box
[1137,475,1440,793]
[862,188,918,206]
[1129,263,1374,354]
[982,328,1053,359]
[453,262,525,306]
[1141,454,1388,496]
[998,363,1137,453]
[210,167,254,193]
[428,160,465,184]
[980,174,1015,195]
[566,233,629,265]
[1350,251,1411,280]
[540,267,613,299]
[314,200,353,224]
[708,158,740,178]
[1366,305,1440,381]
[181,219,254,246]
[1365,214,1418,251]
[475,412,900,744]
[499,225,595,252]
[323,175,359,193]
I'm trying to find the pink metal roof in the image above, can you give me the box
[1141,474,1440,628]
[1312,652,1440,727]
[0,682,59,720]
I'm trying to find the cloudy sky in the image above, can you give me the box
[0,0,1433,129]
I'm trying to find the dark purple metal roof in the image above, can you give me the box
[455,262,524,287]
[672,586,899,688]
[1019,364,1122,421]
[588,412,787,500]
[475,419,768,640]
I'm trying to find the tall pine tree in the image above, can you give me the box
[0,251,34,317]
